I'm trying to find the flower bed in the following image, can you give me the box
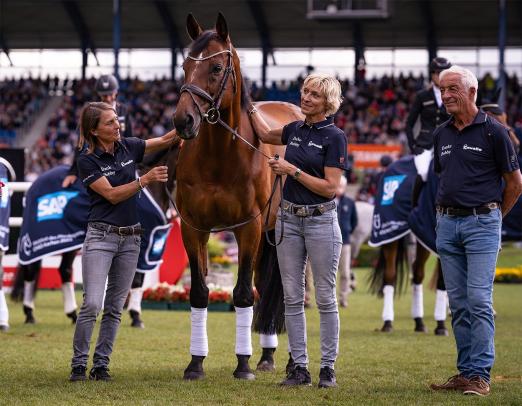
[142,283,234,311]
[495,267,522,283]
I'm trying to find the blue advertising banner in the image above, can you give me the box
[369,156,416,247]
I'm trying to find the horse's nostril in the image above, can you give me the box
[186,114,194,128]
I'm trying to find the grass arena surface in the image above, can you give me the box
[1,250,521,405]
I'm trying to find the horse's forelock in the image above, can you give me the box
[188,30,226,57]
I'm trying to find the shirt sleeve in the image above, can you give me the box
[123,137,146,164]
[493,125,520,173]
[324,131,348,170]
[281,123,292,145]
[77,155,103,187]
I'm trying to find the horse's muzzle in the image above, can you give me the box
[173,112,199,139]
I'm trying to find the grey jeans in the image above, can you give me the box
[71,223,140,369]
[276,208,342,369]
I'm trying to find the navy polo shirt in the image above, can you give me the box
[77,137,146,226]
[282,117,348,205]
[433,110,519,208]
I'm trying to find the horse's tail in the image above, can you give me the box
[253,229,285,335]
[10,264,40,302]
[367,236,409,297]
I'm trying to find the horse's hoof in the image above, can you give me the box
[66,310,78,324]
[414,318,428,333]
[256,360,275,372]
[379,321,393,333]
[0,325,8,332]
[23,306,36,324]
[234,354,255,380]
[434,327,449,336]
[285,353,295,375]
[233,369,256,380]
[183,355,205,380]
[129,310,144,329]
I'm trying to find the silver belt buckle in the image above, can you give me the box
[486,202,497,209]
[282,201,291,212]
[296,207,308,217]
[118,226,126,235]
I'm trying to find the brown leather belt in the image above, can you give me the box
[436,202,499,216]
[90,222,143,236]
[282,200,336,217]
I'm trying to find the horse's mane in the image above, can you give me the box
[189,30,251,111]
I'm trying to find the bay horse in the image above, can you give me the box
[173,13,302,380]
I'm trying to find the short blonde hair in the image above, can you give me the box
[302,73,343,116]
[439,65,478,102]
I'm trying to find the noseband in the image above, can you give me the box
[180,46,236,125]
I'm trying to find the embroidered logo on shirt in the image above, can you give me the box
[463,144,482,152]
[308,141,323,149]
[121,159,134,167]
[441,144,452,156]
[100,165,112,171]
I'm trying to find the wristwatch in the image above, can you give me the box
[293,168,302,179]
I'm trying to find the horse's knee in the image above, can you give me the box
[190,285,209,308]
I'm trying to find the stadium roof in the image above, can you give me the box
[1,0,522,52]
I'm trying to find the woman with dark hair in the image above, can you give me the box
[69,102,176,382]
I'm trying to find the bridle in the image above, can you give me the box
[179,45,237,126]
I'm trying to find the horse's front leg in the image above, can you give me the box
[231,220,262,380]
[433,260,449,336]
[411,242,429,333]
[380,241,398,332]
[181,225,210,380]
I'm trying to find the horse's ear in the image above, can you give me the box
[215,12,229,42]
[187,13,203,41]
[492,87,502,103]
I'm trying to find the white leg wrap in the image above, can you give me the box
[411,283,424,319]
[61,282,77,314]
[434,289,448,321]
[259,333,278,348]
[235,306,253,355]
[190,307,208,356]
[382,285,394,321]
[413,149,433,182]
[0,291,9,327]
[127,288,143,313]
[23,281,35,309]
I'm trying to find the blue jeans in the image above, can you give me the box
[435,209,501,382]
[71,223,141,369]
[276,208,342,369]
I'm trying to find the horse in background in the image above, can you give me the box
[173,13,302,380]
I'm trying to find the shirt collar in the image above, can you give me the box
[448,109,487,128]
[299,116,334,130]
[93,140,125,158]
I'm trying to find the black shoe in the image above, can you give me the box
[89,366,111,381]
[318,366,337,388]
[280,365,312,386]
[69,365,87,382]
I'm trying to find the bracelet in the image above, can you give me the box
[293,168,302,180]
[248,106,258,116]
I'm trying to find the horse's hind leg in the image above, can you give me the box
[128,271,145,329]
[181,226,210,381]
[0,251,9,331]
[411,243,429,333]
[59,249,79,324]
[380,241,398,332]
[22,261,40,324]
[433,260,449,336]
[231,222,260,380]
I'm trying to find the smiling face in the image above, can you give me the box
[440,72,476,115]
[94,109,120,146]
[300,83,327,122]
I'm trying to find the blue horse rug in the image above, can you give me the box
[18,165,171,270]
[369,156,416,247]
[0,163,11,251]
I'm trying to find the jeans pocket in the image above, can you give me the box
[133,235,141,246]
[476,211,500,231]
[88,228,106,242]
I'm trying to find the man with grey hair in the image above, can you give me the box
[430,65,522,396]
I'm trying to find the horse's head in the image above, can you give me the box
[174,13,240,139]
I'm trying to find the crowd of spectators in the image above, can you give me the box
[5,71,522,196]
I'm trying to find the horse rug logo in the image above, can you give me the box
[0,177,8,208]
[381,175,406,206]
[152,231,168,255]
[37,191,80,222]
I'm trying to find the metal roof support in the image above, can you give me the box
[353,22,365,85]
[246,0,274,91]
[153,1,184,80]
[113,0,121,80]
[419,0,437,73]
[61,0,97,79]
[0,33,13,66]
[497,0,506,110]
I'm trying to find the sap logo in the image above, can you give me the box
[0,177,8,208]
[381,175,406,206]
[37,191,80,222]
[152,233,168,255]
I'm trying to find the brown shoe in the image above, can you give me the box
[430,374,470,391]
[463,376,490,397]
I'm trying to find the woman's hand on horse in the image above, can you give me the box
[268,157,294,176]
[142,166,169,186]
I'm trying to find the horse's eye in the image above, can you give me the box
[211,64,223,75]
